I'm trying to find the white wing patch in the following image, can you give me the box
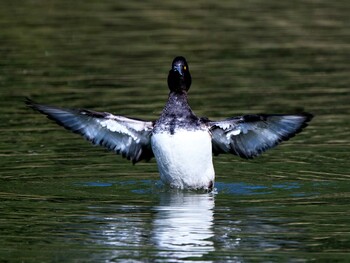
[225,129,241,138]
[98,118,140,142]
[216,122,232,130]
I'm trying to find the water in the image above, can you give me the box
[1,0,349,262]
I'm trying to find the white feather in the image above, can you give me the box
[151,130,215,189]
[98,119,139,142]
[226,129,241,138]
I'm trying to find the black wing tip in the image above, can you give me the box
[301,112,314,122]
[25,98,78,132]
[25,97,53,114]
[25,97,49,116]
[295,111,314,133]
[25,97,37,109]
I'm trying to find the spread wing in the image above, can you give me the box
[26,98,154,164]
[208,113,313,159]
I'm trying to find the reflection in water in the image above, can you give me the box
[152,192,215,260]
[78,182,312,261]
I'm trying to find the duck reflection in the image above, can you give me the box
[77,180,313,262]
[152,191,215,259]
[77,182,305,262]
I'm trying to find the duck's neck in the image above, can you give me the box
[154,90,199,134]
[164,91,192,116]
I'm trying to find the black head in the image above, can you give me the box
[167,56,192,93]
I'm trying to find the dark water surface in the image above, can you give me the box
[1,1,349,262]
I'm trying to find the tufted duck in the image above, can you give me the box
[26,56,313,190]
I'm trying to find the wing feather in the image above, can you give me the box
[26,98,154,163]
[209,113,313,159]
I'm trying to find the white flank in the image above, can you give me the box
[151,130,215,189]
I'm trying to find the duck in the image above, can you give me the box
[26,56,313,190]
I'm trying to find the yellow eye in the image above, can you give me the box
[184,66,187,70]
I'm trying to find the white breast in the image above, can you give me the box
[151,129,215,189]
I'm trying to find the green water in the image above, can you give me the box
[1,0,349,262]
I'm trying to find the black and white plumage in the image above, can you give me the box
[209,114,313,159]
[26,100,154,164]
[26,56,313,190]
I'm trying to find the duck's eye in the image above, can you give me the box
[184,66,187,71]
